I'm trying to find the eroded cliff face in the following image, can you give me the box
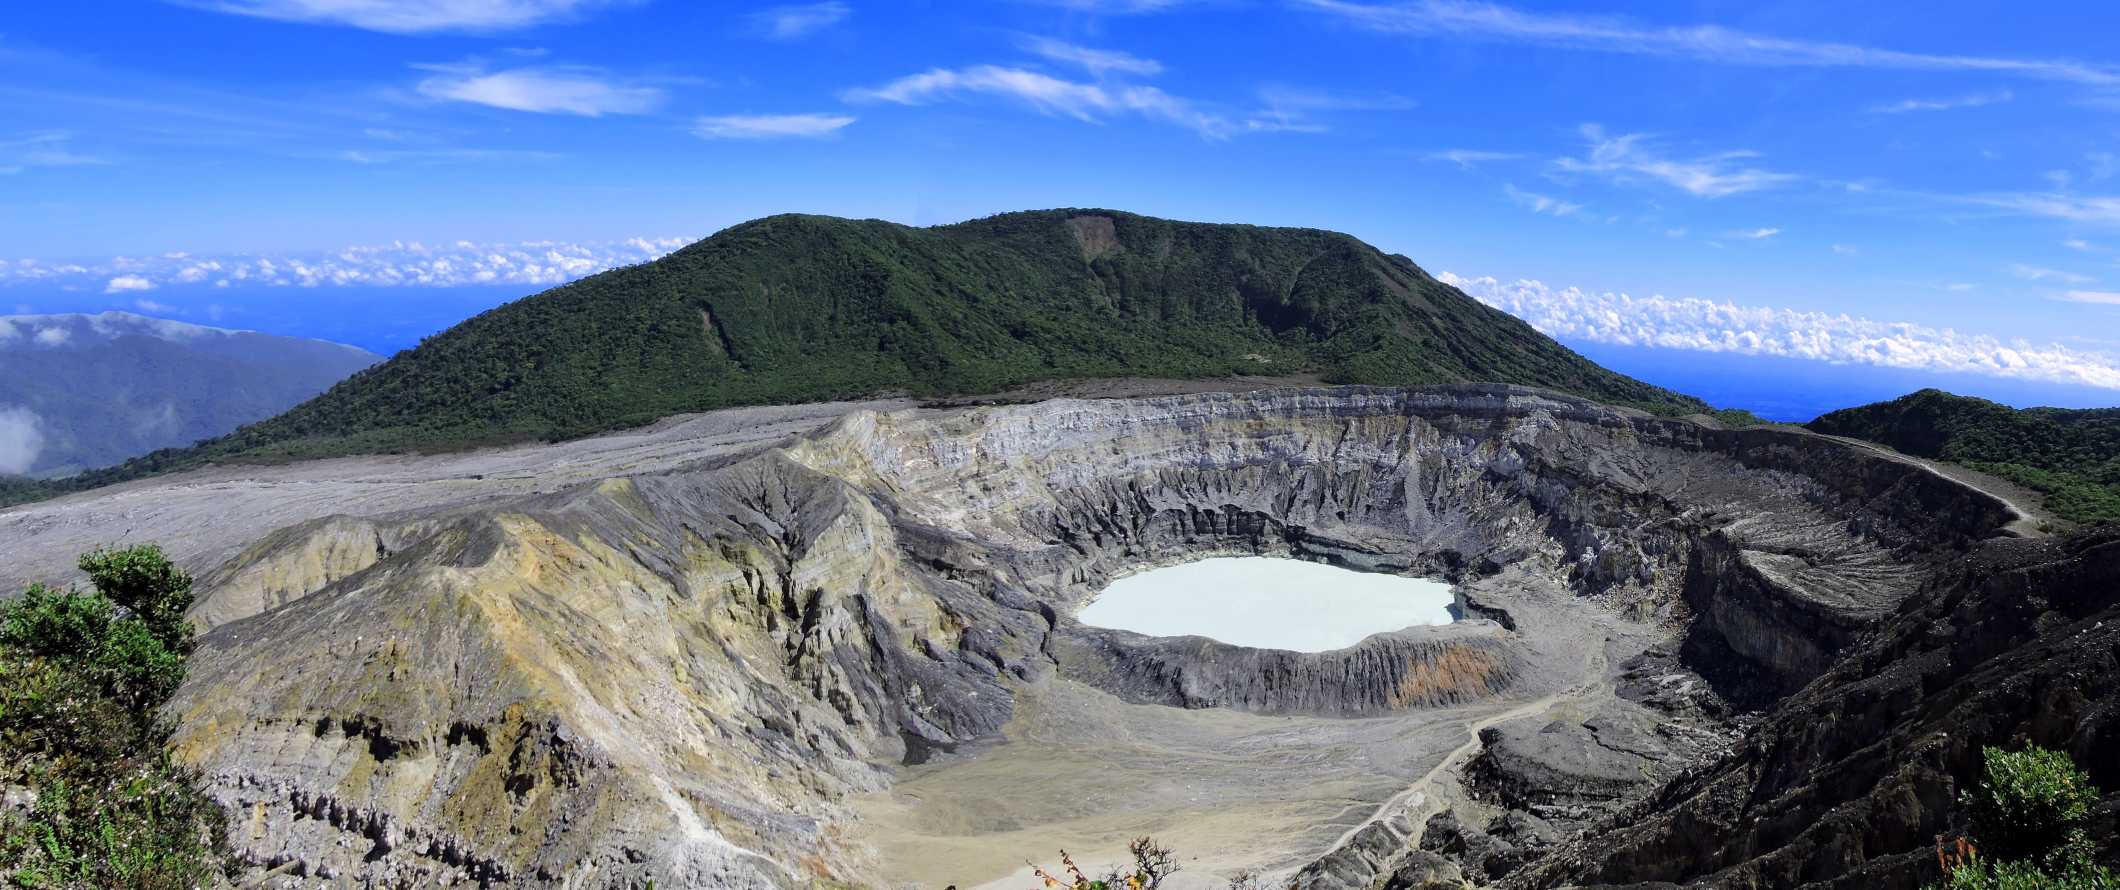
[1507,529,2120,890]
[160,385,2014,886]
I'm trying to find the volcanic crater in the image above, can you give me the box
[0,383,2021,888]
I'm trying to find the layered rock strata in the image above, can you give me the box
[145,385,2014,886]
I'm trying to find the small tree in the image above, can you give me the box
[77,544,195,651]
[1,543,228,889]
[1032,838,1181,890]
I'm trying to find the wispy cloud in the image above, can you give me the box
[1018,0,1192,13]
[336,147,563,164]
[2,237,693,292]
[2060,290,2120,306]
[844,65,1232,138]
[1553,124,1799,198]
[1726,227,1781,240]
[747,2,849,40]
[0,131,109,175]
[1868,89,2013,114]
[2010,263,2096,285]
[693,113,854,139]
[1503,183,1580,216]
[1244,83,1412,132]
[1446,272,2120,390]
[2063,239,2104,252]
[1019,36,1163,76]
[188,0,629,34]
[1831,243,1858,255]
[1297,0,2120,86]
[414,62,665,116]
[1424,148,1522,168]
[1963,192,2120,226]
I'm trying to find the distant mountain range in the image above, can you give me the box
[1810,388,2120,524]
[0,311,377,478]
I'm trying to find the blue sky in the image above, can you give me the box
[4,0,2119,415]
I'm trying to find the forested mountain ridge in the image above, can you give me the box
[2,209,1704,505]
[1810,388,2120,523]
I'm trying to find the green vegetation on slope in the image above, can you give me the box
[1808,389,2120,524]
[1,209,1702,506]
[1931,745,2116,889]
[0,545,231,888]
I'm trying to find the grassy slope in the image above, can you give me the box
[1809,388,2120,524]
[3,209,1704,505]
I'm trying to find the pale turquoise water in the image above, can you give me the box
[1077,556,1455,652]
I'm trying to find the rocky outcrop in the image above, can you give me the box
[1055,622,1520,716]
[1507,528,2120,889]
[155,385,2015,886]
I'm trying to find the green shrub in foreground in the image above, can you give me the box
[0,544,230,889]
[1931,745,2115,889]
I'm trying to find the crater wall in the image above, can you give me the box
[159,385,2015,886]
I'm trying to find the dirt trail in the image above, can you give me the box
[1320,647,1612,857]
[1813,433,2051,536]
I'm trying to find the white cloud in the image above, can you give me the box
[844,65,1233,138]
[748,2,849,40]
[1554,124,1799,198]
[1019,36,1163,76]
[415,63,664,116]
[1424,148,1522,168]
[1869,89,2014,113]
[1502,183,1580,216]
[0,406,43,475]
[134,298,175,314]
[191,0,625,33]
[2063,239,2103,252]
[33,326,69,346]
[105,274,155,294]
[1296,0,2120,86]
[693,113,855,139]
[1727,227,1781,240]
[2059,290,2120,306]
[2010,263,2095,285]
[1445,272,2120,390]
[1831,243,1858,255]
[1,237,693,292]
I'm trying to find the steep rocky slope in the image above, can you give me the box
[100,384,2013,887]
[1507,527,2120,890]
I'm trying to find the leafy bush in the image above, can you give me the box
[1929,745,2115,889]
[1966,745,2101,867]
[0,544,230,888]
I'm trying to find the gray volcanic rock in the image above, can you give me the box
[115,384,2023,886]
[1507,528,2120,889]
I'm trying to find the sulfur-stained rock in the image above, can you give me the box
[139,385,2023,886]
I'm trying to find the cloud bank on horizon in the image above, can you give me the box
[1444,273,2120,392]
